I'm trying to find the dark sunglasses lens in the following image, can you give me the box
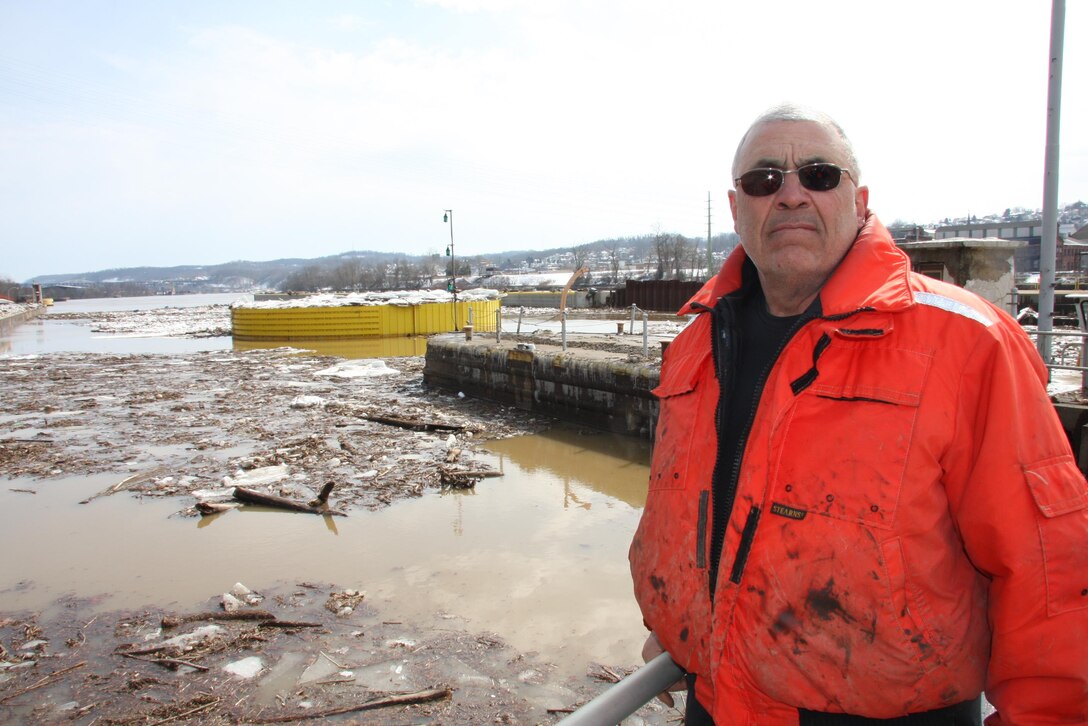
[739,169,782,197]
[798,164,842,191]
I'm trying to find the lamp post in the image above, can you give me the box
[443,209,457,329]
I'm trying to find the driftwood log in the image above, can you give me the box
[255,619,322,629]
[121,652,210,671]
[159,611,322,631]
[232,484,345,516]
[161,610,278,628]
[242,688,453,723]
[0,661,86,704]
[196,501,239,515]
[437,467,503,489]
[364,414,464,432]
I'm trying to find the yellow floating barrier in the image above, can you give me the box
[231,294,500,341]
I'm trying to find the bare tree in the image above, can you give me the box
[329,258,365,291]
[0,277,23,301]
[282,265,324,292]
[689,240,703,281]
[573,245,589,273]
[668,235,687,280]
[653,232,669,280]
[363,264,387,290]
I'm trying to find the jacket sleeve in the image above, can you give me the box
[942,321,1088,725]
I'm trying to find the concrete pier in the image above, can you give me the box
[0,304,46,335]
[424,335,661,438]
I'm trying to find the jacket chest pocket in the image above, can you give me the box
[771,345,933,528]
[649,347,714,492]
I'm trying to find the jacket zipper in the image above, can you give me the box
[729,506,761,584]
[707,305,828,598]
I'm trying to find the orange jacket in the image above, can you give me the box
[630,215,1088,724]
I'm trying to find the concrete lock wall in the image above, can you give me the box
[501,291,594,309]
[423,339,661,438]
[0,306,46,335]
[425,337,1088,471]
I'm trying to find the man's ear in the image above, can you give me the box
[728,189,739,232]
[855,186,869,227]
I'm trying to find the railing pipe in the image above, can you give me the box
[1037,0,1066,362]
[642,311,649,358]
[562,309,568,352]
[1033,329,1088,389]
[556,653,684,726]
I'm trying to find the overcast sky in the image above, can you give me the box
[1,0,1085,282]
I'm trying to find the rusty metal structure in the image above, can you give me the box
[609,279,705,313]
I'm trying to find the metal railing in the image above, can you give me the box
[1032,328,1088,390]
[556,653,684,725]
[502,305,659,358]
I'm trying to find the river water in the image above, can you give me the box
[0,294,652,678]
[0,293,243,356]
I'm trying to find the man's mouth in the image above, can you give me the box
[769,222,817,234]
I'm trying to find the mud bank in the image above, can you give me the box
[1,580,675,725]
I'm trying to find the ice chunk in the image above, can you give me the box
[192,487,235,500]
[223,656,264,679]
[222,593,245,613]
[223,465,289,488]
[231,582,263,605]
[158,625,225,652]
[314,360,399,379]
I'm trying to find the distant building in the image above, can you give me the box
[934,219,1078,272]
[887,224,934,243]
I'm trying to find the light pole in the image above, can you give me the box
[443,209,457,329]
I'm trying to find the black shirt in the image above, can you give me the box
[708,282,808,591]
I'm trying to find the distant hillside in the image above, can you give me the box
[29,250,431,291]
[19,201,1088,294]
[25,231,741,295]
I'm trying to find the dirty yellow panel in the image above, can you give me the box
[231,300,501,340]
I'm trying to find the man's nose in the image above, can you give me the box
[775,172,810,208]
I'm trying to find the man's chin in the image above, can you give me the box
[763,249,826,277]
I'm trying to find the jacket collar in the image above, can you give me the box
[679,213,914,317]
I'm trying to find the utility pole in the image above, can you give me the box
[706,191,713,278]
[1038,0,1065,363]
[443,209,458,330]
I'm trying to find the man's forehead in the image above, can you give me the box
[736,120,846,167]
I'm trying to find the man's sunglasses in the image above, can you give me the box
[734,162,853,197]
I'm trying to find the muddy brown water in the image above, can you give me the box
[0,425,652,680]
[1,294,657,693]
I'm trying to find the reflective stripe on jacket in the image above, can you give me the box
[629,214,1088,725]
